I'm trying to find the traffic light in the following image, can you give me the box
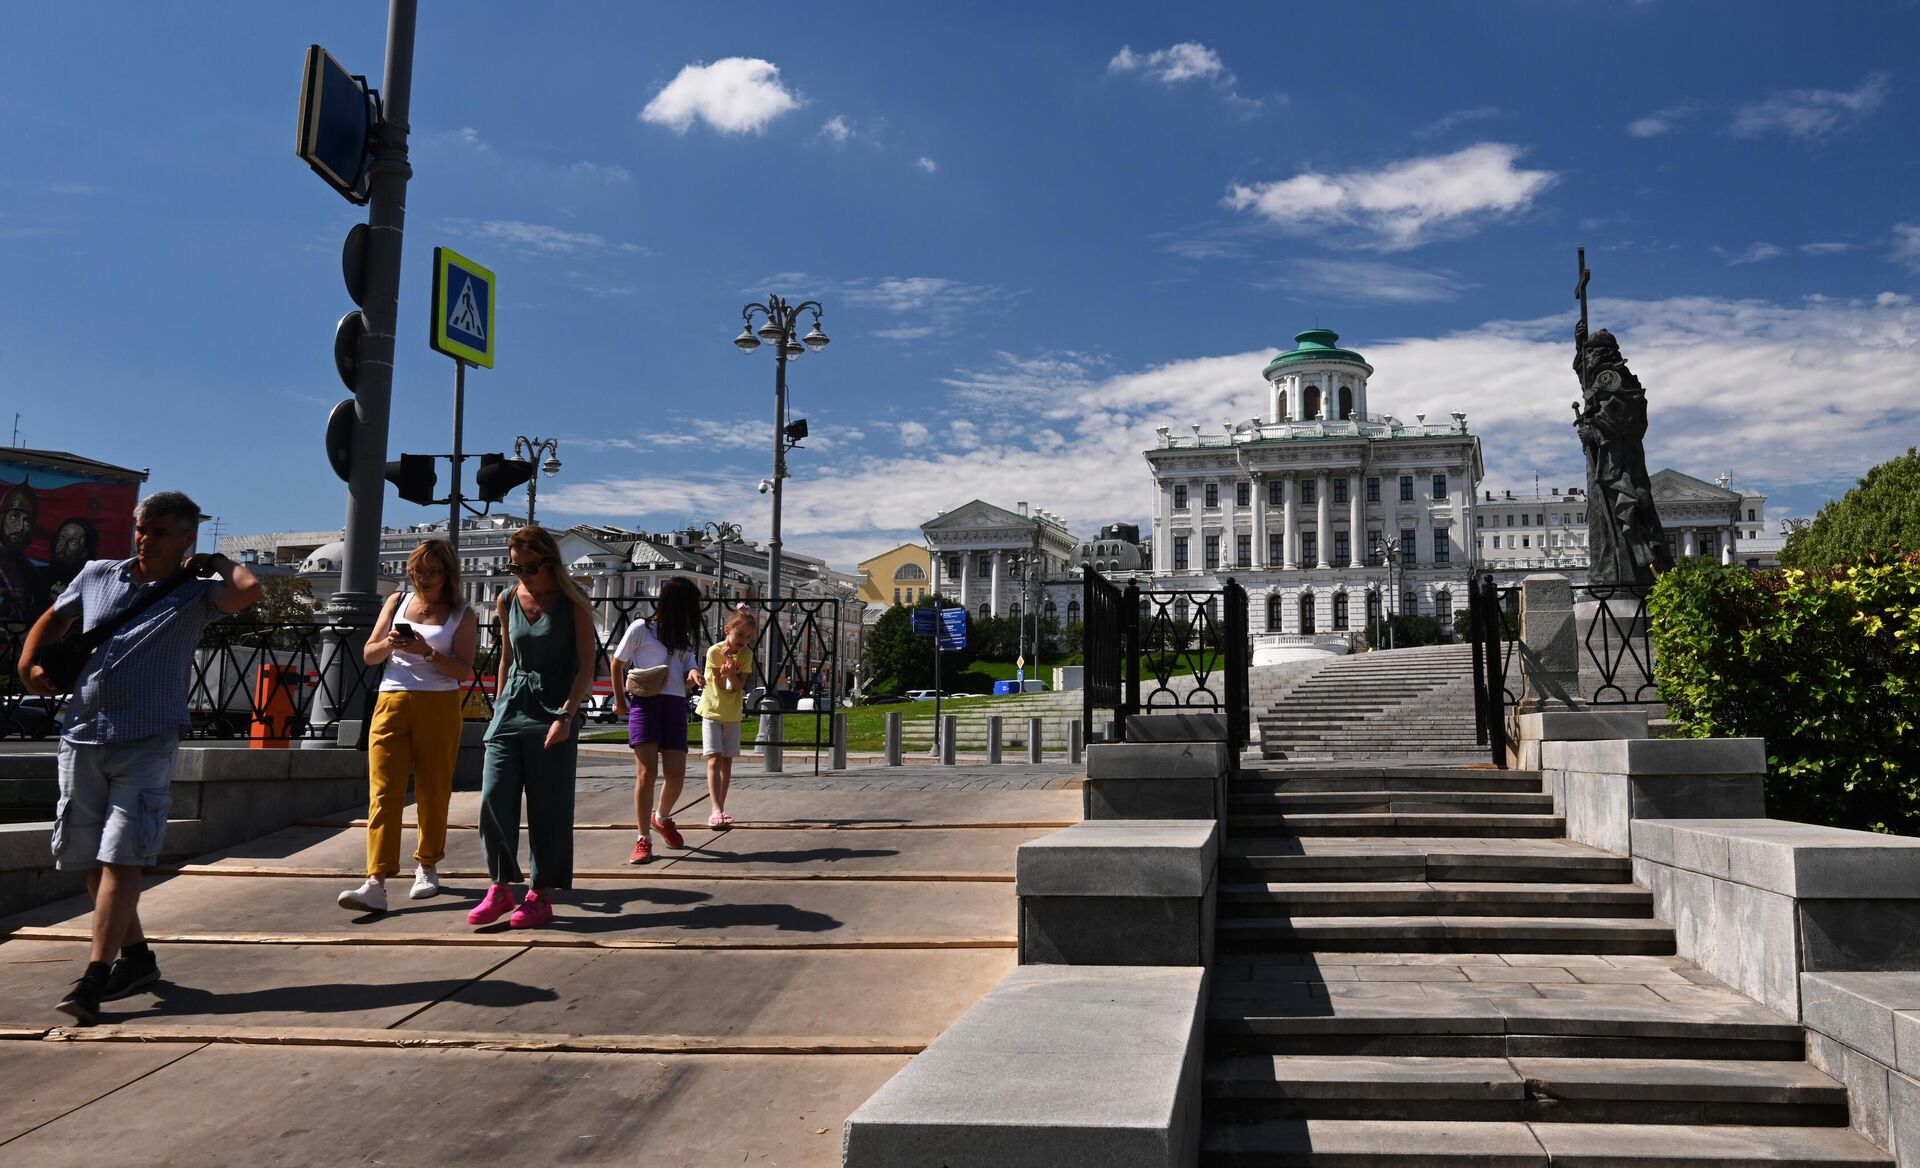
[473,454,534,503]
[384,454,437,506]
[323,224,373,483]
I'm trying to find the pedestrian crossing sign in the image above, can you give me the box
[431,246,495,367]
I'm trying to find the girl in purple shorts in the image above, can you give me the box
[611,576,703,864]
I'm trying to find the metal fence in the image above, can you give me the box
[1082,569,1250,752]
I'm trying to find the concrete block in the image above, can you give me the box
[284,749,371,780]
[1710,874,1803,1018]
[1808,1031,1894,1153]
[1559,771,1763,857]
[1083,775,1221,822]
[0,753,56,781]
[1631,820,1731,879]
[172,747,292,782]
[843,965,1206,1168]
[1801,973,1920,1068]
[1087,742,1230,781]
[1802,901,1920,972]
[1634,818,1920,898]
[1514,710,1649,742]
[1021,889,1215,967]
[1890,1071,1920,1166]
[1017,821,1217,898]
[0,822,52,874]
[1543,737,1765,775]
[1125,713,1227,744]
[1899,1010,1920,1078]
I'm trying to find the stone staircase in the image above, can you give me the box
[895,691,1084,749]
[1200,762,1892,1165]
[1257,645,1485,763]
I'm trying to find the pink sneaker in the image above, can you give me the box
[467,884,517,926]
[509,890,553,930]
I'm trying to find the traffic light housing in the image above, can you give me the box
[473,454,534,503]
[323,224,374,484]
[384,454,437,506]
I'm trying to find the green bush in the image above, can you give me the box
[1649,555,1920,835]
[1364,614,1448,649]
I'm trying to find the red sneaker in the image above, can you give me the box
[651,814,685,849]
[628,836,653,865]
[508,890,553,930]
[466,884,517,926]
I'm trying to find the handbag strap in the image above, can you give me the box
[76,567,195,654]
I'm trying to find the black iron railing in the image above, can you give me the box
[1575,584,1656,704]
[1083,569,1250,752]
[1467,575,1517,768]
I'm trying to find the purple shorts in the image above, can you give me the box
[628,693,689,752]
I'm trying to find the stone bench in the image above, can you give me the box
[1800,972,1920,1160]
[1017,819,1218,967]
[843,964,1206,1167]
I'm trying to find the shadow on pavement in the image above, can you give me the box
[111,977,559,1020]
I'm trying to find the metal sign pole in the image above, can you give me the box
[447,359,465,556]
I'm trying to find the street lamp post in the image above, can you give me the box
[733,294,829,708]
[514,436,562,527]
[702,520,742,600]
[1377,535,1402,650]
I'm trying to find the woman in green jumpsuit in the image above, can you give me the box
[466,526,598,930]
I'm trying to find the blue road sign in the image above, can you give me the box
[431,247,496,367]
[938,607,968,651]
[911,608,937,636]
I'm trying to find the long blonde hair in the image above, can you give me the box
[507,525,593,613]
[406,539,461,607]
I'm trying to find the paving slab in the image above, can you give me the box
[0,937,529,1032]
[661,826,1052,879]
[0,874,1016,948]
[0,1043,906,1167]
[403,946,1011,1043]
[0,1041,204,1143]
[1528,1120,1892,1164]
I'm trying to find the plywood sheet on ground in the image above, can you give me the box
[185,823,728,877]
[0,1044,905,1167]
[0,1041,202,1143]
[2,875,1016,948]
[657,827,1050,878]
[0,938,528,1032]
[403,947,1012,1042]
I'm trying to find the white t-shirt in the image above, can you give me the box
[613,619,698,698]
[379,592,468,693]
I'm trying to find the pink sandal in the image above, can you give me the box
[708,810,733,828]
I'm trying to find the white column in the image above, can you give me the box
[1250,474,1267,569]
[930,550,942,598]
[1155,480,1172,574]
[1315,470,1331,569]
[1282,473,1297,570]
[960,554,971,610]
[1682,527,1697,558]
[1348,472,1362,567]
[1415,477,1433,568]
[990,549,1002,614]
[1220,477,1236,568]
[1725,521,1738,565]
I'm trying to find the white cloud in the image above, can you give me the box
[1730,73,1889,140]
[641,58,800,135]
[949,420,982,450]
[443,218,647,256]
[1892,222,1920,272]
[1627,104,1696,138]
[1109,43,1232,86]
[566,161,632,185]
[1261,259,1468,304]
[820,115,853,142]
[1878,292,1913,308]
[772,274,1016,342]
[1416,107,1501,138]
[1720,242,1785,266]
[897,421,931,448]
[1223,143,1557,251]
[1800,241,1854,255]
[916,156,938,173]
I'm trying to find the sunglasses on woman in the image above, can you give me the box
[508,558,549,577]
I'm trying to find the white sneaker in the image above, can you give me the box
[409,865,441,899]
[338,878,388,913]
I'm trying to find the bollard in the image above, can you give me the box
[764,712,784,774]
[1028,717,1044,764]
[940,714,957,765]
[885,712,903,766]
[831,713,848,770]
[986,716,1003,765]
[1069,718,1084,764]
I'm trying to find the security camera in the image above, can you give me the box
[757,479,773,494]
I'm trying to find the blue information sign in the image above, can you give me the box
[938,607,968,651]
[910,608,937,636]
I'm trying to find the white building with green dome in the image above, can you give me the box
[1143,328,1484,661]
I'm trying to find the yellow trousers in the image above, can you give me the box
[366,689,463,880]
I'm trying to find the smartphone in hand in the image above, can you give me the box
[394,622,414,639]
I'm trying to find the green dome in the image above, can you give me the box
[1263,328,1372,378]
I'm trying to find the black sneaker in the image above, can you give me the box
[55,972,106,1025]
[100,953,160,1002]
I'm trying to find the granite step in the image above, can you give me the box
[1223,843,1634,885]
[1203,1055,1849,1125]
[1200,1119,1891,1166]
[1217,915,1675,956]
[1230,793,1556,816]
[1220,882,1654,919]
[1231,813,1566,839]
[1232,774,1543,795]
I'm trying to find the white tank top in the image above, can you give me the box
[379,592,468,692]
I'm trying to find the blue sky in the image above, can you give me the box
[4,2,1917,566]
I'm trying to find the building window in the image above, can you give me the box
[1535,513,1544,526]
[1268,479,1284,505]
[1338,386,1354,420]
[1173,483,1188,510]
[1334,531,1350,564]
[1366,476,1380,503]
[1505,514,1515,527]
[1405,589,1419,615]
[1432,473,1448,500]
[1009,602,1021,621]
[1236,534,1251,566]
[1333,478,1349,505]
[1433,530,1450,564]
[979,604,991,621]
[1400,529,1417,566]
[1299,593,1316,634]
[1475,514,1484,528]
[1277,390,1289,420]
[1205,482,1219,508]
[1173,536,1189,571]
[1236,482,1251,508]
[945,554,961,580]
[895,563,926,581]
[1300,479,1317,506]
[1301,532,1318,565]
[1367,530,1382,560]
[977,554,992,579]
[1522,535,1531,549]
[1204,535,1220,570]
[1332,591,1349,630]
[1366,590,1381,628]
[1044,599,1057,623]
[1399,475,1414,503]
[1506,534,1516,549]
[1747,508,1756,522]
[1436,589,1453,622]
[1266,594,1284,632]
[1067,599,1081,624]
[1304,385,1322,420]
[1268,533,1284,565]
[893,588,901,604]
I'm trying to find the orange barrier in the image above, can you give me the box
[249,663,300,749]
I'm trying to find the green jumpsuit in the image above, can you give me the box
[480,591,579,889]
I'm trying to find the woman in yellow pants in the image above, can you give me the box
[338,539,479,913]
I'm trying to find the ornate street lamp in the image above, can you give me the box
[514,436,562,526]
[702,520,743,600]
[734,293,828,707]
[1376,535,1402,650]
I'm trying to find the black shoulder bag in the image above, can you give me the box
[34,570,193,692]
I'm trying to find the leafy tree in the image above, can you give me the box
[861,594,973,694]
[1365,613,1448,649]
[1781,447,1920,568]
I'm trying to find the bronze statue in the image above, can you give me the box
[1571,250,1671,586]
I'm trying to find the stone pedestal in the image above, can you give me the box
[1083,741,1230,822]
[1017,819,1218,967]
[1516,573,1579,713]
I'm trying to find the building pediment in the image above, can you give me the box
[922,499,1032,533]
[1648,468,1740,504]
